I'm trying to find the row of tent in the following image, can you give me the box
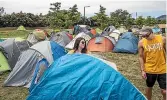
[0,27,139,87]
[0,39,146,99]
[0,25,140,75]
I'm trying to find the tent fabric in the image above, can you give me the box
[4,49,42,87]
[152,27,161,33]
[87,54,117,71]
[17,25,26,31]
[104,36,116,46]
[29,58,49,92]
[65,32,91,49]
[0,51,10,73]
[30,41,53,64]
[109,30,121,41]
[78,25,91,34]
[0,38,32,69]
[101,25,116,36]
[27,33,39,44]
[118,26,127,33]
[4,41,67,87]
[87,36,115,52]
[95,28,102,34]
[90,29,96,35]
[49,31,71,47]
[50,41,67,60]
[95,37,104,44]
[27,54,146,100]
[33,29,47,40]
[113,32,139,54]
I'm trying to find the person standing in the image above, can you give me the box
[138,28,166,100]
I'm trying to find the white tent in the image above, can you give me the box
[109,30,121,42]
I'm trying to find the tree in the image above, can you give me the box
[50,2,61,12]
[110,9,132,28]
[68,4,81,25]
[0,7,4,16]
[135,16,145,28]
[93,5,109,29]
[144,16,157,26]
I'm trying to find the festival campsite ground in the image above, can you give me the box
[0,29,163,100]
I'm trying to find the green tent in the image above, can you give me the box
[0,51,10,73]
[17,25,26,31]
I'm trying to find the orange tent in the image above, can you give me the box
[87,36,115,52]
[90,29,96,35]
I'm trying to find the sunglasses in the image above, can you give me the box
[80,41,85,44]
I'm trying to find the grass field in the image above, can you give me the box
[0,28,163,100]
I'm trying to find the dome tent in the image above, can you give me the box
[4,41,67,88]
[27,54,146,100]
[17,25,26,31]
[87,36,116,52]
[113,32,139,54]
[50,31,72,47]
[27,29,48,44]
[0,38,32,70]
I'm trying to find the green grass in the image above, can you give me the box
[0,30,31,39]
[0,53,162,100]
[0,72,28,100]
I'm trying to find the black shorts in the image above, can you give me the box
[146,73,166,89]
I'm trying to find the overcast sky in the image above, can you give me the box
[0,0,166,18]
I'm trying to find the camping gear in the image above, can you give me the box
[27,29,48,44]
[17,25,26,31]
[0,38,32,70]
[113,32,139,54]
[102,25,116,36]
[4,41,66,88]
[50,31,72,47]
[95,28,102,34]
[33,29,47,40]
[87,36,115,52]
[118,25,127,33]
[65,32,91,49]
[90,29,96,35]
[27,54,146,100]
[152,25,161,34]
[0,49,10,73]
[109,30,121,41]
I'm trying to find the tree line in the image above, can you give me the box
[0,3,166,29]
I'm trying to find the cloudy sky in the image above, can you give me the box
[0,0,166,18]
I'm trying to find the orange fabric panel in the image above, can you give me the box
[90,29,96,35]
[87,37,114,52]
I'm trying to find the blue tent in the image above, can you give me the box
[27,54,146,100]
[113,32,139,54]
[152,26,161,33]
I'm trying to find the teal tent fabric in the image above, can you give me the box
[113,32,139,54]
[27,54,146,100]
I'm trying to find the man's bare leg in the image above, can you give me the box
[161,89,166,100]
[146,87,152,100]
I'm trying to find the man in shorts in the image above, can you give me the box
[138,28,166,100]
